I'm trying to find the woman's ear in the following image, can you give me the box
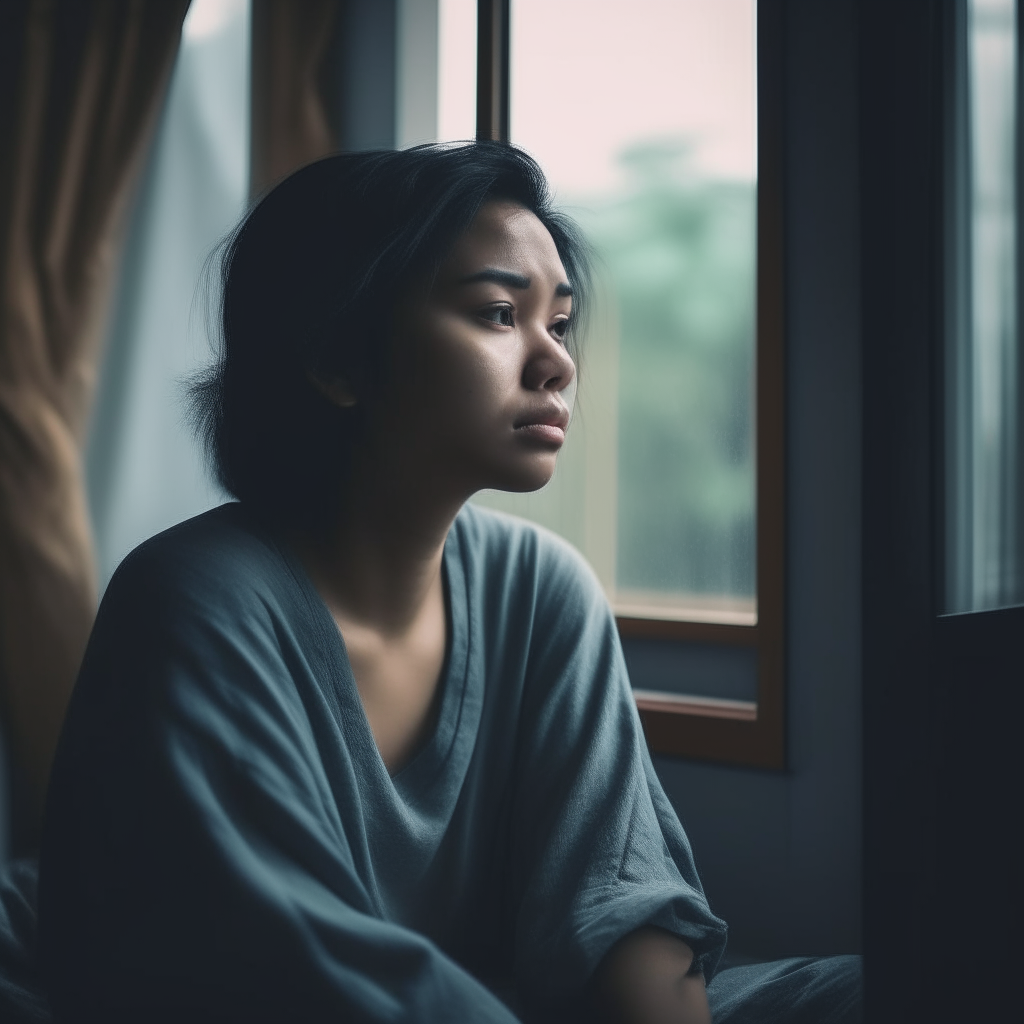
[307,371,357,408]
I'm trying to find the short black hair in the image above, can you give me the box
[189,141,592,524]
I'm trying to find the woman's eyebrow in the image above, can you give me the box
[459,268,531,289]
[459,268,573,298]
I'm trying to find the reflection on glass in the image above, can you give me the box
[474,0,757,624]
[946,0,1024,613]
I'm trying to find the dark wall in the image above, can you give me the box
[335,0,396,151]
[639,0,862,960]
[0,724,9,861]
[858,3,1024,1019]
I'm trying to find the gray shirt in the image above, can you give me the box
[39,501,727,1022]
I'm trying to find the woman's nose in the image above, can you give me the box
[523,325,576,392]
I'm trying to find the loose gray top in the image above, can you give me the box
[39,502,727,1022]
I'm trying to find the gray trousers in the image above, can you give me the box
[708,955,863,1024]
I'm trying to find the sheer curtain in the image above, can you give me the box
[86,0,250,589]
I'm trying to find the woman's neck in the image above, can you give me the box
[288,463,464,775]
[291,463,466,637]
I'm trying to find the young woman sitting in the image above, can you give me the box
[36,142,861,1023]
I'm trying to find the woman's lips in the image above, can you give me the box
[515,422,566,446]
[514,403,570,446]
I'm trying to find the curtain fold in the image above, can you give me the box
[249,0,342,199]
[0,0,189,841]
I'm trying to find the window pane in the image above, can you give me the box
[475,0,757,624]
[945,0,1024,613]
[86,0,249,589]
[437,0,477,142]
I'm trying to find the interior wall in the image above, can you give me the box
[336,0,397,150]
[396,0,440,147]
[644,0,862,959]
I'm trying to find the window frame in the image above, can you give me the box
[476,0,786,769]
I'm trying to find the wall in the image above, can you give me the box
[639,0,862,959]
[336,0,397,151]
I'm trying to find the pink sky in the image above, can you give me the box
[439,0,756,197]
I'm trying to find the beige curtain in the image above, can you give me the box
[250,0,342,199]
[0,0,190,841]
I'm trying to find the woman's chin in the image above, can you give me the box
[484,455,558,494]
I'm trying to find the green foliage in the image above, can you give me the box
[574,140,756,597]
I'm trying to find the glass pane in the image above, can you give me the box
[476,0,757,624]
[85,0,249,589]
[945,0,1024,613]
[437,0,477,142]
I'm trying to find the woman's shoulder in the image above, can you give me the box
[454,502,589,570]
[453,502,608,617]
[78,505,317,718]
[103,502,292,616]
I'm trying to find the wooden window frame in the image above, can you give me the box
[476,0,786,769]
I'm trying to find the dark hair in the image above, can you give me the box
[189,141,592,523]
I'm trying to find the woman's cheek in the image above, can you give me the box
[447,340,514,406]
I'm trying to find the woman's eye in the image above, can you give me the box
[551,318,569,340]
[480,305,514,328]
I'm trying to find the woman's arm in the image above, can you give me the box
[499,528,727,1017]
[591,927,711,1024]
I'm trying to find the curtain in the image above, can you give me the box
[0,0,190,842]
[86,0,249,592]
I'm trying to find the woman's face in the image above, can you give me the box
[377,199,576,497]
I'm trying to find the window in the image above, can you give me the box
[944,0,1024,613]
[497,0,758,623]
[437,0,786,766]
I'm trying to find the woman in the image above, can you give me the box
[37,143,859,1023]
